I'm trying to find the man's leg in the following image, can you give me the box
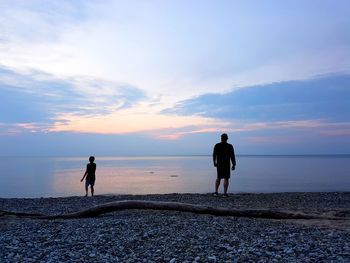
[223,178,229,194]
[91,185,94,196]
[85,183,88,196]
[215,178,221,193]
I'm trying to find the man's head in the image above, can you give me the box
[89,156,95,163]
[221,133,228,142]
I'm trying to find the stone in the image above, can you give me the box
[286,248,294,254]
[208,255,217,262]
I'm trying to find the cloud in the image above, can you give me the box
[1,1,349,103]
[164,74,350,122]
[49,108,220,135]
[0,122,50,136]
[0,0,88,43]
[148,119,350,141]
[0,65,225,136]
[0,65,146,131]
[158,74,350,142]
[0,84,52,123]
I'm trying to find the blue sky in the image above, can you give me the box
[0,0,350,155]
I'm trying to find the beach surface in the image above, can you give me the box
[1,192,349,262]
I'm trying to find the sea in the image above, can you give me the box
[1,155,349,198]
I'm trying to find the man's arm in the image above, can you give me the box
[231,146,236,170]
[213,145,217,167]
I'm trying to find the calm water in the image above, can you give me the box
[1,155,349,198]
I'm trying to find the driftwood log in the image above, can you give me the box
[0,200,348,220]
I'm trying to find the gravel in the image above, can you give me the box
[1,192,349,262]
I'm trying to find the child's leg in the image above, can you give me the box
[91,185,94,196]
[85,181,88,196]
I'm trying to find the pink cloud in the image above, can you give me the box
[0,122,48,135]
[152,120,350,141]
[319,129,350,136]
[156,127,223,140]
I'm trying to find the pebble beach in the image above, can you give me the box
[1,192,349,262]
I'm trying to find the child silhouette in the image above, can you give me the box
[81,156,96,197]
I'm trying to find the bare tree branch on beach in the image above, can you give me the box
[0,200,348,221]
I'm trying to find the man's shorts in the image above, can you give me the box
[217,166,230,179]
[85,180,95,187]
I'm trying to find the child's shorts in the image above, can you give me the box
[85,180,95,187]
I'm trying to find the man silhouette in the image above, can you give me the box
[213,133,236,197]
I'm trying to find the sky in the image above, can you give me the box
[0,0,350,156]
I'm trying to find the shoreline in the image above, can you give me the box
[1,192,349,262]
[1,190,349,199]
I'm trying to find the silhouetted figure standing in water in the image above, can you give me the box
[81,156,96,197]
[213,133,236,197]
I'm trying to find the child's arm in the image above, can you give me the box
[81,170,87,182]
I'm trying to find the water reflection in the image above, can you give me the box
[52,162,212,196]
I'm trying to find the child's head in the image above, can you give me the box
[89,156,95,163]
